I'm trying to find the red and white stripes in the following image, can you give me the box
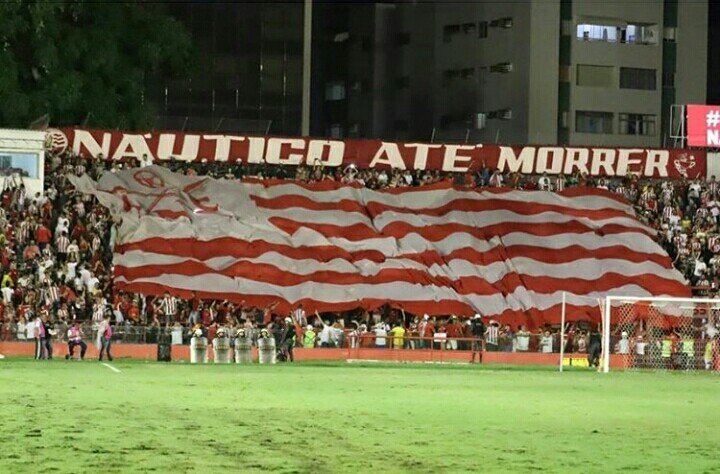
[70,166,691,325]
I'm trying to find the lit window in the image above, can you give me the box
[0,152,39,179]
[576,24,617,42]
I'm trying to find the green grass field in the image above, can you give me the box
[1,359,719,473]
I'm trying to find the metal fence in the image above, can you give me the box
[4,324,595,355]
[2,323,612,353]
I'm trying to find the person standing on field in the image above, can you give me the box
[98,314,113,361]
[588,324,602,368]
[470,314,485,363]
[66,321,87,360]
[34,313,46,360]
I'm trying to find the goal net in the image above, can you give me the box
[602,296,720,373]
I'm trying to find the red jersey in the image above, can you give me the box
[36,226,51,244]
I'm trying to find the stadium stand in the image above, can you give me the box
[0,148,718,358]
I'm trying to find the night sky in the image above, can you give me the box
[708,1,719,103]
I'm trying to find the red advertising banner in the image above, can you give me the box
[687,104,720,147]
[48,127,707,179]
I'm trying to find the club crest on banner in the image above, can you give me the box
[46,128,69,154]
[672,153,697,177]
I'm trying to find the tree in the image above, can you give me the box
[0,0,196,129]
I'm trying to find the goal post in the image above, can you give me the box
[602,295,720,373]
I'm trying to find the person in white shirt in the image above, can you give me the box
[66,241,80,261]
[374,323,387,348]
[16,316,27,341]
[318,321,332,348]
[694,258,707,281]
[73,275,84,294]
[79,266,92,287]
[616,331,630,355]
[537,173,551,191]
[55,214,70,237]
[377,170,389,186]
[489,170,504,187]
[86,276,100,294]
[1,282,13,304]
[140,153,154,168]
[37,256,54,282]
[689,181,701,201]
[515,326,531,352]
[66,259,78,280]
[25,318,35,344]
[539,330,553,353]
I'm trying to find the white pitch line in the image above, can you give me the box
[101,363,121,373]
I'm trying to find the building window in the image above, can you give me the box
[328,124,344,138]
[0,152,39,178]
[488,109,512,120]
[443,24,460,43]
[576,111,613,134]
[442,69,460,86]
[620,67,656,90]
[490,17,513,28]
[576,64,614,87]
[623,24,658,45]
[478,21,488,38]
[489,62,513,73]
[460,68,475,79]
[619,113,656,136]
[324,81,346,101]
[395,32,410,46]
[577,24,617,42]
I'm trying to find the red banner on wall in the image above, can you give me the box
[687,104,720,147]
[48,127,707,179]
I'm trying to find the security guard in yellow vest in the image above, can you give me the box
[681,338,695,370]
[303,325,316,348]
[661,337,673,369]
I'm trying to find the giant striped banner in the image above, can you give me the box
[70,166,690,326]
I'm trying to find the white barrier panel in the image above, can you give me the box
[235,337,253,364]
[190,336,208,364]
[212,336,232,363]
[258,337,276,364]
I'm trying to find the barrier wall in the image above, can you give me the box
[0,341,625,367]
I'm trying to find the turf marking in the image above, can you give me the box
[102,363,121,373]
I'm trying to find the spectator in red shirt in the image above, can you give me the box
[424,318,435,348]
[23,240,40,261]
[446,316,463,350]
[35,224,52,252]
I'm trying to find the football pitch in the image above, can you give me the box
[1,359,719,473]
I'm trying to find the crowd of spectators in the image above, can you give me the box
[1,149,718,353]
